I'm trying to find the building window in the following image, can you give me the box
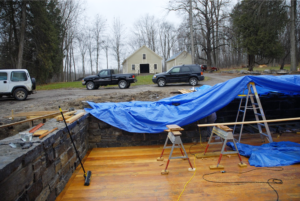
[132,64,135,70]
[143,54,146,59]
[154,64,157,70]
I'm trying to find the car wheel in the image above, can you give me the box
[126,83,131,88]
[157,78,166,87]
[86,81,95,90]
[189,77,198,86]
[13,88,28,101]
[118,80,128,89]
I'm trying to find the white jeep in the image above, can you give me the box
[0,69,36,101]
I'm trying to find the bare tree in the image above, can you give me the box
[103,37,110,69]
[130,14,158,52]
[86,29,94,74]
[78,33,88,78]
[168,0,230,68]
[158,21,177,71]
[58,0,83,81]
[111,17,125,73]
[93,15,106,73]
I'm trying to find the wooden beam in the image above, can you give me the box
[0,110,67,129]
[39,127,58,139]
[54,111,77,120]
[65,112,85,124]
[197,117,300,127]
[5,110,59,118]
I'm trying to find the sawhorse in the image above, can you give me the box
[203,125,247,169]
[157,125,195,175]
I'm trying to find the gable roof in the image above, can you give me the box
[166,51,183,62]
[122,45,162,65]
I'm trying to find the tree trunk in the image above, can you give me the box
[290,0,297,71]
[280,51,290,69]
[82,55,85,78]
[189,0,195,63]
[16,1,26,69]
[96,45,99,73]
[89,50,93,74]
[72,44,76,81]
[106,48,109,69]
[247,54,255,71]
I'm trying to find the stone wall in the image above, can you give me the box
[0,113,89,201]
[88,115,208,148]
[216,94,300,123]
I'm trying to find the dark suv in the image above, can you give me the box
[152,64,204,87]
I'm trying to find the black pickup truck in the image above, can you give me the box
[82,69,137,90]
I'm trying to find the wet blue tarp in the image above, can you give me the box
[227,141,300,167]
[85,75,300,133]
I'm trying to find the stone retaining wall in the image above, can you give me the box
[0,113,89,201]
[88,115,208,148]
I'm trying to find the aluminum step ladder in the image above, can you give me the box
[233,82,273,143]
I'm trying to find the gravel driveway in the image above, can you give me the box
[0,73,238,119]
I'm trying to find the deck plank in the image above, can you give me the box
[56,133,300,201]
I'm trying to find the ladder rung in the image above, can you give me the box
[252,103,259,106]
[239,110,245,113]
[260,133,269,137]
[254,113,262,116]
[246,107,260,109]
[259,123,265,127]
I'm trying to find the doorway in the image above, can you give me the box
[140,64,149,73]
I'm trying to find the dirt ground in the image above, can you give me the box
[0,73,238,139]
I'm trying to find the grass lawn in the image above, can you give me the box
[36,74,209,90]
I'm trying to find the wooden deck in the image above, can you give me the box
[57,133,300,201]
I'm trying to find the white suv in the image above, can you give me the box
[0,69,36,100]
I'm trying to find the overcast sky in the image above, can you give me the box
[85,0,182,29]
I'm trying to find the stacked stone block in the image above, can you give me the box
[0,114,89,201]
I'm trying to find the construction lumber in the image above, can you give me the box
[6,111,59,118]
[0,111,67,129]
[166,125,184,131]
[65,112,85,124]
[33,130,48,136]
[178,89,193,94]
[54,111,76,120]
[29,123,44,133]
[197,117,300,127]
[26,116,42,119]
[56,115,73,121]
[39,127,58,139]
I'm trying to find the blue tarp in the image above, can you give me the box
[227,141,300,167]
[85,75,300,133]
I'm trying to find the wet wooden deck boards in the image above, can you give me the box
[56,133,300,201]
